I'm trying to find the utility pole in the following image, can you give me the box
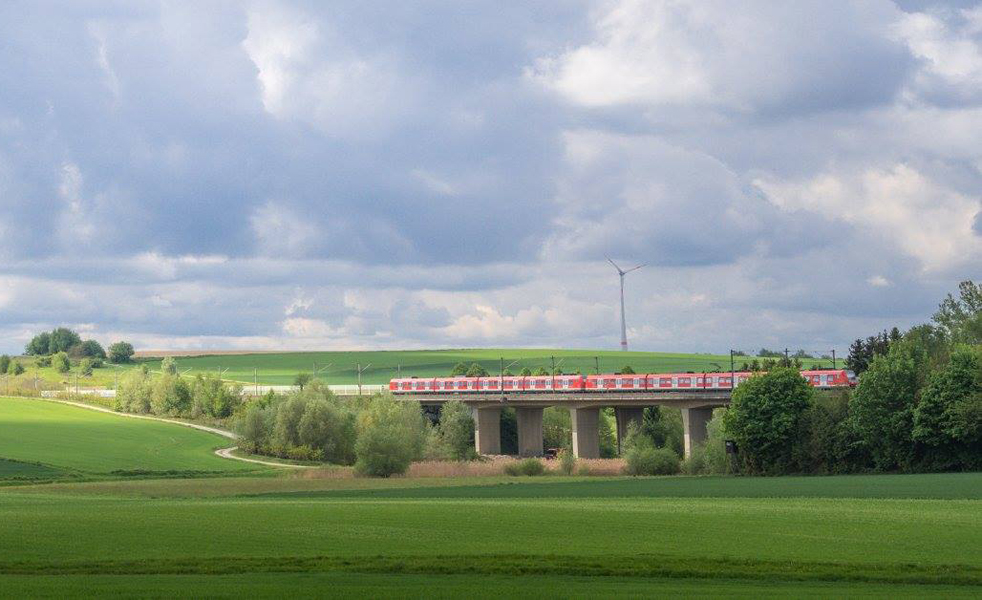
[831,349,836,370]
[254,367,258,397]
[784,348,790,366]
[730,349,736,391]
[594,356,600,375]
[356,363,372,396]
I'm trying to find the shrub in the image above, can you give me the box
[237,404,273,452]
[681,444,707,475]
[35,356,51,368]
[0,355,9,374]
[115,370,152,413]
[504,457,545,476]
[161,357,177,375]
[10,361,25,376]
[354,396,427,477]
[622,425,680,476]
[79,358,94,376]
[437,399,477,460]
[577,463,591,476]
[52,352,71,374]
[558,448,577,475]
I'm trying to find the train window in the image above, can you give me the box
[634,378,641,386]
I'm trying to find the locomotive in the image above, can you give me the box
[389,369,856,394]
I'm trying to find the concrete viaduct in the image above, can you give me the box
[407,392,731,459]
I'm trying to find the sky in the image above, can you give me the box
[0,0,980,355]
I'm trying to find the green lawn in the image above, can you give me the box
[0,397,260,476]
[135,348,835,386]
[0,473,979,597]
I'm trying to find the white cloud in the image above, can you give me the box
[242,1,411,138]
[756,164,982,272]
[250,201,319,258]
[893,7,982,95]
[868,275,891,287]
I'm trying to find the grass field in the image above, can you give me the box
[1,393,979,597]
[133,348,835,386]
[0,397,261,478]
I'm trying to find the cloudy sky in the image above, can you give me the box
[0,0,980,355]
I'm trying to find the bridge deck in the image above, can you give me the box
[395,390,730,409]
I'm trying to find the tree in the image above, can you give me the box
[519,367,532,376]
[0,355,9,374]
[465,362,488,377]
[846,328,901,374]
[79,358,94,376]
[912,346,982,471]
[73,340,106,359]
[108,341,135,363]
[933,280,982,345]
[293,372,312,390]
[438,399,477,460]
[723,367,813,474]
[161,357,178,375]
[25,332,51,356]
[52,352,71,374]
[354,396,427,477]
[532,366,549,376]
[450,362,469,377]
[9,361,24,376]
[48,328,82,354]
[620,365,636,374]
[849,339,924,471]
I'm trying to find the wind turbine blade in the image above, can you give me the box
[624,263,645,274]
[605,255,624,274]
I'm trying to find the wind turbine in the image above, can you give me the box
[606,256,644,351]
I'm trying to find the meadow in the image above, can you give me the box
[133,348,834,386]
[1,395,979,598]
[0,397,260,478]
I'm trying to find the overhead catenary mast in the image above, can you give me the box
[606,256,644,351]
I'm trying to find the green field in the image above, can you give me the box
[1,394,979,597]
[0,397,260,477]
[135,348,835,386]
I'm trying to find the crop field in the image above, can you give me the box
[0,397,260,478]
[1,395,979,597]
[134,348,835,386]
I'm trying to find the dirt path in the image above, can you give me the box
[34,397,312,469]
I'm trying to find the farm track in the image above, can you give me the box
[33,397,311,469]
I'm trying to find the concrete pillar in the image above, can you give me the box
[614,407,645,455]
[516,407,544,457]
[569,407,600,459]
[682,407,713,459]
[473,406,501,455]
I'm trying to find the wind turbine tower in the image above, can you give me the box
[606,256,644,351]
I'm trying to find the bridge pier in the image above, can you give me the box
[516,407,544,457]
[570,406,600,459]
[614,407,645,455]
[682,407,713,459]
[473,406,501,455]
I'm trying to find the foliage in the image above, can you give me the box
[519,367,532,376]
[151,373,192,416]
[108,341,135,363]
[542,406,571,449]
[532,367,549,376]
[500,407,518,454]
[450,362,468,377]
[558,447,576,475]
[0,355,9,373]
[52,352,71,374]
[160,357,178,375]
[79,358,94,376]
[599,408,617,458]
[504,457,545,476]
[354,396,427,477]
[436,400,477,460]
[465,362,488,377]
[190,375,242,419]
[912,346,982,471]
[619,365,635,374]
[723,368,813,474]
[846,327,901,374]
[640,406,684,457]
[757,348,784,358]
[73,339,106,359]
[293,372,312,390]
[622,427,680,475]
[933,280,982,344]
[849,340,924,471]
[8,361,25,376]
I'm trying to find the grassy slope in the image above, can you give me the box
[0,473,979,597]
[134,348,834,386]
[0,397,257,475]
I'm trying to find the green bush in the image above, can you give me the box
[8,361,25,376]
[354,396,427,477]
[504,457,545,476]
[681,444,707,475]
[79,358,94,376]
[437,399,477,460]
[558,448,577,475]
[52,352,70,374]
[622,425,680,476]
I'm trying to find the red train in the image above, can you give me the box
[389,369,856,394]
